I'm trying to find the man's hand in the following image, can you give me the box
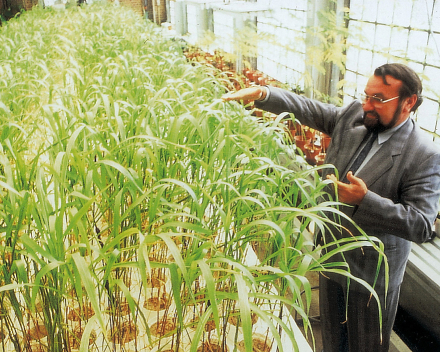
[221,87,265,102]
[327,172,368,205]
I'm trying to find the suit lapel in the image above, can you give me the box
[356,146,394,187]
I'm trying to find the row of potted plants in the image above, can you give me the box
[183,46,282,90]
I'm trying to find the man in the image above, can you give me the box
[222,63,440,351]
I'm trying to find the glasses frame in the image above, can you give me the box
[359,93,400,105]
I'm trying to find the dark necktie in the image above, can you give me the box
[342,131,378,183]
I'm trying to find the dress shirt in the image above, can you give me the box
[354,119,408,175]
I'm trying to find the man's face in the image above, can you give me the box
[362,74,406,132]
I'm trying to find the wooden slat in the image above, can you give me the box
[408,237,440,286]
[399,236,440,342]
[390,331,412,352]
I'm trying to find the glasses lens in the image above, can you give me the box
[359,94,383,104]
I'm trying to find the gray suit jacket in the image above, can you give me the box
[256,87,440,294]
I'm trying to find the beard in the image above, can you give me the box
[363,103,403,132]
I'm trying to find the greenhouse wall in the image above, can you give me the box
[256,1,308,90]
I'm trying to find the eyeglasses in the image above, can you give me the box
[359,93,400,105]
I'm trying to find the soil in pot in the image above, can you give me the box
[146,268,167,288]
[108,320,137,344]
[26,324,48,341]
[227,310,258,327]
[116,301,132,316]
[143,293,170,311]
[69,325,97,349]
[150,318,176,337]
[189,317,216,332]
[237,336,271,352]
[196,341,227,352]
[67,303,95,321]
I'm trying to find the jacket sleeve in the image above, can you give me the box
[255,86,342,136]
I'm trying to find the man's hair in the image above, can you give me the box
[374,63,423,112]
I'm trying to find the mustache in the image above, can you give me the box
[364,110,380,119]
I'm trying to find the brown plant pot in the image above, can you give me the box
[301,127,315,140]
[253,72,263,84]
[305,143,321,165]
[229,77,242,91]
[286,120,298,137]
[258,76,268,86]
[294,136,311,153]
[316,153,326,166]
[321,135,331,152]
[245,70,255,82]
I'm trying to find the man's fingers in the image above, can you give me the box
[221,87,262,102]
[221,92,238,101]
[326,174,337,182]
[346,171,361,185]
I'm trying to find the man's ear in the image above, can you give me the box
[404,94,418,113]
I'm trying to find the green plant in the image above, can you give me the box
[0,3,386,352]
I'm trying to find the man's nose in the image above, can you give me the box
[362,99,375,111]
